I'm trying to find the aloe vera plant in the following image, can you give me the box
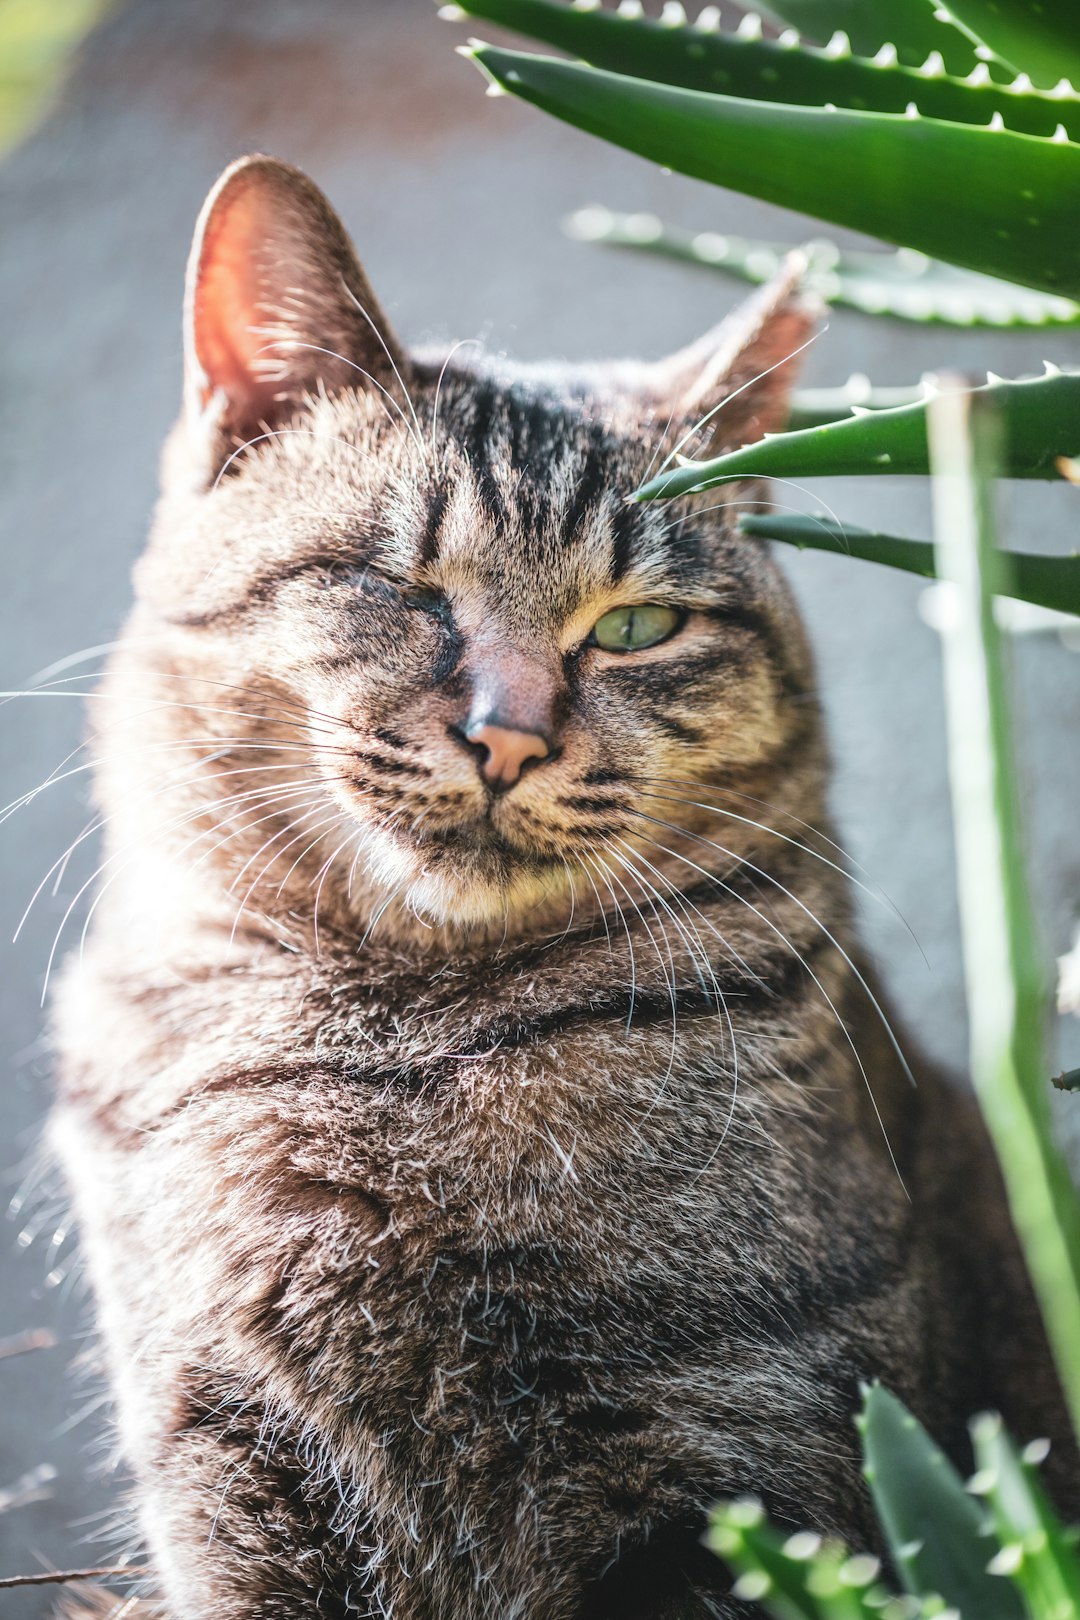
[445,0,1080,618]
[707,1385,1078,1620]
[736,513,1080,617]
[564,212,1080,329]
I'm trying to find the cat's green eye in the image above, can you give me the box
[590,603,682,653]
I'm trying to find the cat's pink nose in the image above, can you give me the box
[463,722,550,791]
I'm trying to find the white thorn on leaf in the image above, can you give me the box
[623,211,663,242]
[1049,78,1078,98]
[823,29,850,57]
[571,0,602,10]
[660,1,687,23]
[1044,360,1063,376]
[965,62,992,86]
[1010,71,1034,92]
[736,11,763,39]
[849,405,872,417]
[617,0,645,14]
[485,80,508,95]
[872,42,898,67]
[918,51,946,77]
[986,370,1006,385]
[846,372,871,400]
[904,101,919,118]
[778,26,800,47]
[694,5,722,29]
[692,231,729,260]
[565,205,614,240]
[1052,123,1071,142]
[437,3,466,18]
[988,110,1005,130]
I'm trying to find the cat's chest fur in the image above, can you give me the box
[56,926,902,1561]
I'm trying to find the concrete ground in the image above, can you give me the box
[1,0,1078,1609]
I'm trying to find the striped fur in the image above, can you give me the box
[52,158,1073,1619]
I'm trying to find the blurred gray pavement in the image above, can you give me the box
[2,0,1079,1608]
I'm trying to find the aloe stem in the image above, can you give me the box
[930,380,1080,1448]
[737,513,1080,618]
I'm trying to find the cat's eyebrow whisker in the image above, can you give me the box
[210,422,395,497]
[430,337,482,461]
[649,324,825,491]
[627,817,909,1196]
[648,490,841,547]
[339,283,427,458]
[637,392,685,490]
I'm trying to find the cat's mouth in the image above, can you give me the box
[403,813,546,865]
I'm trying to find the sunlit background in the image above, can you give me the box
[2,0,1079,1609]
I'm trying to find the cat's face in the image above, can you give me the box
[127,157,818,938]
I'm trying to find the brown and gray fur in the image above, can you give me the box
[50,156,1073,1618]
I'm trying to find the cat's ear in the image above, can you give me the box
[182,154,408,479]
[647,253,818,453]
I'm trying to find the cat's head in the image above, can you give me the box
[124,156,821,942]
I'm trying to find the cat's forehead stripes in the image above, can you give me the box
[407,377,672,596]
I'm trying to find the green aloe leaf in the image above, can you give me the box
[786,382,928,429]
[943,0,1080,90]
[566,211,1080,328]
[705,1497,903,1620]
[449,0,1080,139]
[466,45,1080,299]
[858,1384,1022,1617]
[969,1414,1080,1619]
[755,0,993,74]
[931,384,1080,1449]
[738,514,1080,617]
[633,371,1080,501]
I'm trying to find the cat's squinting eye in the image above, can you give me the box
[404,585,452,621]
[590,603,683,653]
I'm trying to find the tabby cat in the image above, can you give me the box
[52,155,1072,1619]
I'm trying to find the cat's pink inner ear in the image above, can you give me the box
[182,155,407,464]
[190,175,283,419]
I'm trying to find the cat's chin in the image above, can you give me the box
[358,821,572,934]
